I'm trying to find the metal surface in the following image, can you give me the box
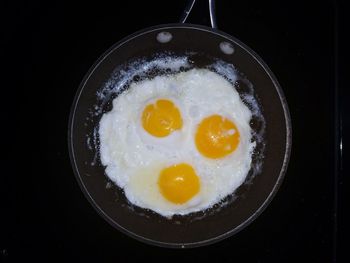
[209,0,218,29]
[179,0,196,24]
[180,0,217,29]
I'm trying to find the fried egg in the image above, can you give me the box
[99,68,255,217]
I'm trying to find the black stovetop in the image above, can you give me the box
[2,0,342,261]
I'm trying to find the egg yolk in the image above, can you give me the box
[142,99,183,137]
[195,114,240,159]
[158,163,200,204]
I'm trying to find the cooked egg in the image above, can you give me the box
[141,99,183,137]
[195,114,240,159]
[99,68,255,217]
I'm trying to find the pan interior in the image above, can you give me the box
[91,52,265,219]
[69,25,290,247]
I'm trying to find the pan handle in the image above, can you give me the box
[180,0,218,29]
[209,0,218,29]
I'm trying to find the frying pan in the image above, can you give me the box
[68,0,291,248]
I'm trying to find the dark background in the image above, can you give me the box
[2,0,342,261]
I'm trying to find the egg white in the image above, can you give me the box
[99,68,255,217]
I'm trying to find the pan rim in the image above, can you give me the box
[68,23,292,249]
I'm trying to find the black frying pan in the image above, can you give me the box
[68,0,291,248]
